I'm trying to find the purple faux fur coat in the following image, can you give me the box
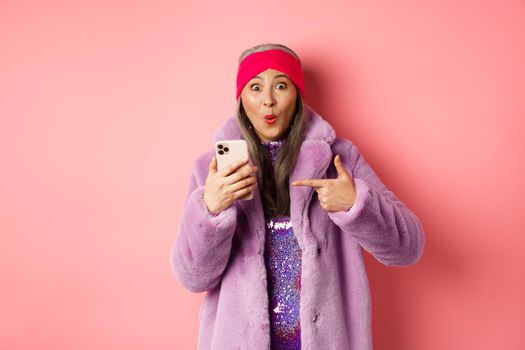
[170,104,425,349]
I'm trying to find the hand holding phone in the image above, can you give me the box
[203,140,258,215]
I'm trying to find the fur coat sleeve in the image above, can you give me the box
[170,152,238,293]
[327,141,425,266]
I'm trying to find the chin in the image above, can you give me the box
[257,128,284,141]
[267,131,281,139]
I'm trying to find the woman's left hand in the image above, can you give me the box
[292,154,356,212]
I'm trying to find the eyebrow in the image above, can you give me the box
[252,74,289,80]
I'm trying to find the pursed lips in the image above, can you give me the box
[264,114,277,124]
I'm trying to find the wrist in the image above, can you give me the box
[203,193,221,216]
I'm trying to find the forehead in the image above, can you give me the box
[250,68,290,80]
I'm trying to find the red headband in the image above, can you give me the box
[236,49,305,100]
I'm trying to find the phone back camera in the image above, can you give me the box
[217,143,229,155]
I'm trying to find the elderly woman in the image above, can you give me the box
[170,43,425,350]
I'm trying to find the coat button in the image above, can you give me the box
[317,247,321,255]
[312,314,318,322]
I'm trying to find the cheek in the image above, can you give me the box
[283,89,297,105]
[283,94,297,113]
[242,94,259,110]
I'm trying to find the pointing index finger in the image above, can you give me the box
[292,179,327,187]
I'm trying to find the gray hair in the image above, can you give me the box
[238,43,301,62]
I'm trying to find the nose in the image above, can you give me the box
[262,89,276,107]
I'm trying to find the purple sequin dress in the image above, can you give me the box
[261,138,302,350]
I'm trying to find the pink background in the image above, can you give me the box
[1,1,524,349]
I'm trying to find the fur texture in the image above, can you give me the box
[170,104,425,349]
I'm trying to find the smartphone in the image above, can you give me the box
[215,140,254,200]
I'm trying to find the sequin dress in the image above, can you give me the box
[261,138,302,350]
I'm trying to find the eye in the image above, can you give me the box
[276,82,286,89]
[250,84,260,91]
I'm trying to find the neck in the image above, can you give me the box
[261,137,286,164]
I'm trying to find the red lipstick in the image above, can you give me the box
[264,114,276,124]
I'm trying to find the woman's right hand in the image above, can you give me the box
[203,156,258,215]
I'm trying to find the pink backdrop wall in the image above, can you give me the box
[1,1,524,349]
